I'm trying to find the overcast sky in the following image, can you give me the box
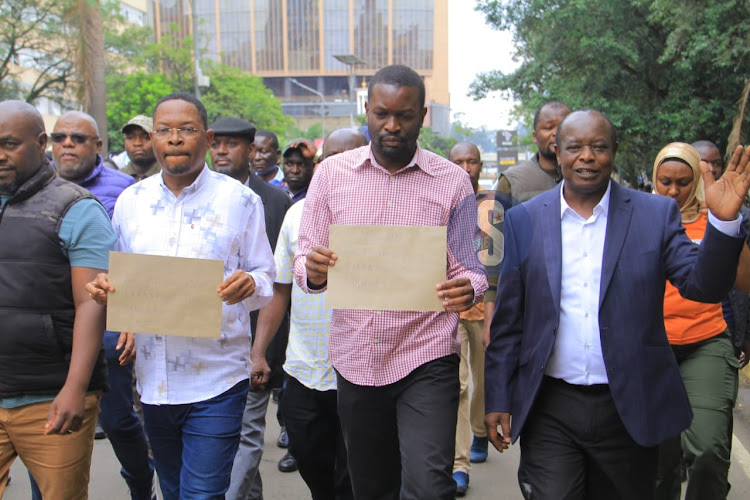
[448,2,518,131]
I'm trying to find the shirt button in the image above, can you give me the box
[376,311,381,316]
[585,313,589,318]
[584,282,588,287]
[373,338,379,344]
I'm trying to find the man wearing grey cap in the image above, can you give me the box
[208,117,294,499]
[121,115,159,181]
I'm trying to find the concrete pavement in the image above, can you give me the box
[5,382,750,499]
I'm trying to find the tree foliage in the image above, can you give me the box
[201,63,293,141]
[419,126,457,159]
[472,0,750,180]
[106,71,173,151]
[0,0,75,103]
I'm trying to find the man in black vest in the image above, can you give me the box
[0,100,114,499]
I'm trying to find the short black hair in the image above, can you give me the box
[532,101,571,130]
[556,109,618,147]
[154,92,208,129]
[368,65,425,109]
[255,129,279,150]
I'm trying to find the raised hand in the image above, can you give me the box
[703,145,750,221]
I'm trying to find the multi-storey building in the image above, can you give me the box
[153,0,450,135]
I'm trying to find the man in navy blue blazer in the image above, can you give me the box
[485,109,750,499]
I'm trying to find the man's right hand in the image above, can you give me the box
[305,246,337,287]
[485,411,512,452]
[250,355,271,392]
[85,273,114,306]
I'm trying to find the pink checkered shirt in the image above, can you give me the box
[293,144,488,386]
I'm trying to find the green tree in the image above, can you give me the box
[419,126,457,159]
[105,71,173,151]
[0,0,75,102]
[201,63,293,141]
[471,0,750,181]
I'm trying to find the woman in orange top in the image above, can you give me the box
[652,143,746,500]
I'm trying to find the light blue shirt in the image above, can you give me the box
[546,181,741,385]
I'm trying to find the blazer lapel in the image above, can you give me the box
[542,190,563,316]
[599,182,633,307]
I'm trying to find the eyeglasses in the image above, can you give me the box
[153,127,202,138]
[50,133,96,145]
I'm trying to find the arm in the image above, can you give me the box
[484,208,527,451]
[734,245,750,294]
[46,267,106,434]
[250,282,292,391]
[294,165,333,293]
[441,177,489,312]
[227,195,276,311]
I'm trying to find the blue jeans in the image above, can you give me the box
[29,331,154,500]
[101,330,155,499]
[142,380,249,500]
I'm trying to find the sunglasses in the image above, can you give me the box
[50,133,96,145]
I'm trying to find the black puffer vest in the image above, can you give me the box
[0,161,107,397]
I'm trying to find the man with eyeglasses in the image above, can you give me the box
[49,110,157,500]
[0,100,114,499]
[86,93,275,499]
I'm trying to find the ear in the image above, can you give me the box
[420,106,427,124]
[37,132,47,151]
[532,130,539,145]
[205,129,214,144]
[95,138,103,152]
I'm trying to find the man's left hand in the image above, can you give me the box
[436,278,474,313]
[703,145,750,221]
[218,270,256,305]
[45,385,85,435]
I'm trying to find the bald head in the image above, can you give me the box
[449,142,482,192]
[52,111,102,183]
[0,100,46,136]
[0,100,48,194]
[322,128,367,160]
[556,109,617,149]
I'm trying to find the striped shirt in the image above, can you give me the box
[293,145,487,386]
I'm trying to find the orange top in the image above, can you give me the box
[663,214,727,345]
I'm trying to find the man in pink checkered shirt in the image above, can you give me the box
[293,64,488,500]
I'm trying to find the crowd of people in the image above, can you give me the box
[0,62,749,500]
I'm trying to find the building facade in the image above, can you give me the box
[153,0,450,135]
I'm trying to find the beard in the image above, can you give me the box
[131,156,156,169]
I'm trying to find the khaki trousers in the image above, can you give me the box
[0,392,100,500]
[454,319,486,474]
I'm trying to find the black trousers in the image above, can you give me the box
[336,355,460,500]
[518,377,658,500]
[280,375,353,500]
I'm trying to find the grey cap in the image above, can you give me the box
[121,115,153,134]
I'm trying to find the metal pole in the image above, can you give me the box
[288,78,325,139]
[348,66,355,128]
[192,0,201,98]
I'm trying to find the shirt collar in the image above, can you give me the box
[355,143,436,177]
[158,163,210,195]
[560,179,612,219]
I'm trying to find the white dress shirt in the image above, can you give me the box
[546,182,611,385]
[112,166,275,404]
[546,181,741,386]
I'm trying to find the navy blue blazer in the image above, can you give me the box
[485,181,743,447]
